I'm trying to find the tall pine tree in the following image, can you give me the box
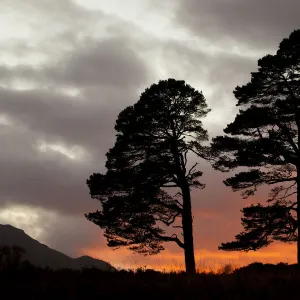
[211,30,300,263]
[86,79,210,274]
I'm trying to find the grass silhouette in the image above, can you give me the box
[1,261,300,299]
[1,246,298,299]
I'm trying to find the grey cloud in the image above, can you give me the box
[160,39,256,89]
[0,86,136,158]
[0,36,148,90]
[0,92,147,216]
[0,7,150,160]
[3,0,99,33]
[176,0,300,51]
[0,0,151,219]
[1,0,137,68]
[0,124,97,215]
[43,216,104,257]
[49,37,148,88]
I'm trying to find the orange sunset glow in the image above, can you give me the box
[81,243,296,272]
[79,177,297,271]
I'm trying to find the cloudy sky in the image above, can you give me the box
[0,0,299,270]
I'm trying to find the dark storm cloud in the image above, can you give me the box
[48,37,148,88]
[0,0,150,219]
[0,119,96,214]
[177,0,300,51]
[0,36,148,157]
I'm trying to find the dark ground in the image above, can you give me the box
[1,262,300,299]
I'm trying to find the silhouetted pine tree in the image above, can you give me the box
[211,30,300,263]
[86,79,210,275]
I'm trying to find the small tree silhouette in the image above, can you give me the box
[0,245,26,271]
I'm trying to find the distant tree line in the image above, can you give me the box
[85,29,300,275]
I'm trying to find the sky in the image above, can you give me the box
[0,0,300,271]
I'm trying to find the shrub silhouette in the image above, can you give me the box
[0,245,26,271]
[1,263,300,299]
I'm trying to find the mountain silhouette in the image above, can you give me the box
[0,224,116,271]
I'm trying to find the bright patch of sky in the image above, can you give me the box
[0,204,56,241]
[74,0,264,59]
[37,141,88,161]
[0,114,14,127]
[74,0,175,35]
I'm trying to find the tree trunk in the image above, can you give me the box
[182,184,196,275]
[169,133,196,274]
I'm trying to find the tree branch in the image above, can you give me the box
[148,227,184,248]
[173,225,183,229]
[155,210,182,226]
[274,120,299,154]
[186,162,198,178]
[266,176,297,185]
[159,201,183,213]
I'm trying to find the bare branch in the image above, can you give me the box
[159,201,183,213]
[174,199,183,208]
[184,150,188,167]
[172,225,183,229]
[148,227,184,248]
[275,120,299,154]
[155,210,182,227]
[186,162,198,177]
[267,176,297,185]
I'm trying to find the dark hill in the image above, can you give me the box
[0,224,116,271]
